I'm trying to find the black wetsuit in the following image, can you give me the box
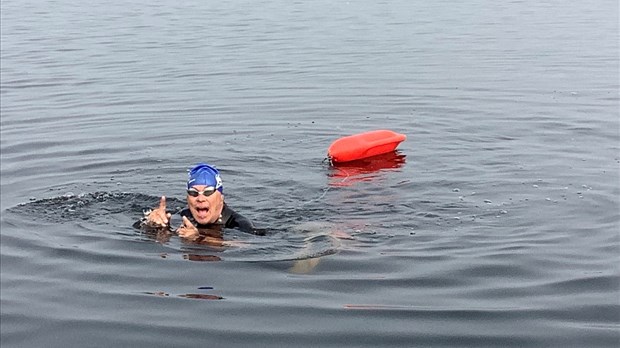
[178,203,264,235]
[135,203,265,236]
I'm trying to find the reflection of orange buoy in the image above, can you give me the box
[327,130,406,163]
[328,151,406,187]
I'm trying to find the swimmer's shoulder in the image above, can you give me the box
[222,204,266,236]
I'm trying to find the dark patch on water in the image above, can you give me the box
[9,191,186,225]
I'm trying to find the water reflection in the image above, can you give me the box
[183,254,222,262]
[144,290,224,300]
[177,228,227,262]
[327,151,407,187]
[139,225,174,244]
[178,293,224,300]
[139,224,227,261]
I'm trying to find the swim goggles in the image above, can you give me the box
[187,187,217,197]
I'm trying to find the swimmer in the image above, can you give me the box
[138,163,265,242]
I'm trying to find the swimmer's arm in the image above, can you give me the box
[228,212,266,236]
[249,227,267,236]
[142,196,172,228]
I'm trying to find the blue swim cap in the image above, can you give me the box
[187,163,223,193]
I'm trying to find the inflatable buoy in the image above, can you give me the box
[327,130,406,163]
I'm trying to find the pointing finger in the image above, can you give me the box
[156,196,169,225]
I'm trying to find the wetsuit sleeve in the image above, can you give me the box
[223,205,266,236]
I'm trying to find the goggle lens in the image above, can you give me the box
[187,187,217,197]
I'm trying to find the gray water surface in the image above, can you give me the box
[1,0,619,347]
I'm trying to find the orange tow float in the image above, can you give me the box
[327,129,406,163]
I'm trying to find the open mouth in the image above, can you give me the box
[195,206,210,219]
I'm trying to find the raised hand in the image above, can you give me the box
[177,216,199,240]
[145,196,171,227]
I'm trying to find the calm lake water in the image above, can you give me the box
[1,0,619,347]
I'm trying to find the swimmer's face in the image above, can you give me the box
[186,185,224,225]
